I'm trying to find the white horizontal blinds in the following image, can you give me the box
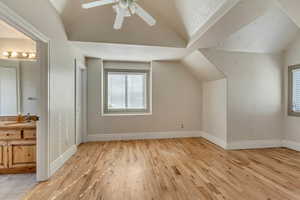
[107,72,147,110]
[127,73,146,109]
[293,68,300,112]
[107,72,126,109]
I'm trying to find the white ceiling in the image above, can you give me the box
[0,19,30,39]
[137,0,227,40]
[215,6,300,53]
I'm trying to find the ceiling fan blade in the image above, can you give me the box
[114,8,125,29]
[134,3,156,26]
[82,0,115,9]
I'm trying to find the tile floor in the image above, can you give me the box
[0,174,36,200]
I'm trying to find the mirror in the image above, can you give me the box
[0,19,38,117]
[0,59,40,116]
[0,60,20,116]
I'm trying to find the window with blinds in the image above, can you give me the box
[289,65,300,116]
[102,61,152,115]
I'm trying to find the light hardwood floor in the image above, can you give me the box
[24,138,300,200]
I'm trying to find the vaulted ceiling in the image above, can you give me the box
[48,0,300,81]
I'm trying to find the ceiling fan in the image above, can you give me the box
[82,0,156,30]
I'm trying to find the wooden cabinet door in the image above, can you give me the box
[0,141,8,169]
[8,140,36,169]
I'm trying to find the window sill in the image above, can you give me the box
[101,112,152,117]
[288,111,300,117]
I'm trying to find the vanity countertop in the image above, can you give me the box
[0,121,36,130]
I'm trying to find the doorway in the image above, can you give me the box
[0,2,50,197]
[75,59,87,145]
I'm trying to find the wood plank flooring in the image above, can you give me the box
[23,138,300,200]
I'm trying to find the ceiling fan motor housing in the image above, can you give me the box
[119,0,135,8]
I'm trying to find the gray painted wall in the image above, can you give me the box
[202,78,227,142]
[87,58,202,135]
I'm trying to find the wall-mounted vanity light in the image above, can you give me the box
[2,51,36,59]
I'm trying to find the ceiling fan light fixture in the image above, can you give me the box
[119,0,129,8]
[82,0,156,29]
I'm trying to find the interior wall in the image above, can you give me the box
[283,34,300,144]
[87,58,202,136]
[202,78,227,143]
[202,49,283,143]
[1,0,84,167]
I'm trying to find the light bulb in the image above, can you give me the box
[29,53,36,59]
[2,51,9,57]
[11,52,18,58]
[22,52,28,58]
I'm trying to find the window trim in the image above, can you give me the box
[288,64,300,117]
[102,67,152,116]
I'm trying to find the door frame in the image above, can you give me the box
[0,2,50,181]
[75,59,87,145]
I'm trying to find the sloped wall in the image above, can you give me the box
[202,49,283,145]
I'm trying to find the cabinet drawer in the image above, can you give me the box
[23,130,36,139]
[0,130,21,140]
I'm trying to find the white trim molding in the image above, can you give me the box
[0,2,49,42]
[86,131,202,142]
[282,140,300,152]
[200,132,227,149]
[226,140,282,150]
[50,145,77,176]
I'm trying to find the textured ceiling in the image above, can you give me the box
[137,0,227,40]
[0,20,30,39]
[215,6,300,53]
[55,0,186,47]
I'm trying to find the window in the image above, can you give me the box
[288,65,300,116]
[103,62,151,115]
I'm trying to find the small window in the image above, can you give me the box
[288,65,300,116]
[103,67,151,115]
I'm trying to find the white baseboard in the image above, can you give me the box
[86,131,202,142]
[282,140,300,151]
[226,140,282,150]
[50,145,77,176]
[85,131,300,152]
[200,131,227,149]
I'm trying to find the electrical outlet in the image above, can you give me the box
[181,123,184,129]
